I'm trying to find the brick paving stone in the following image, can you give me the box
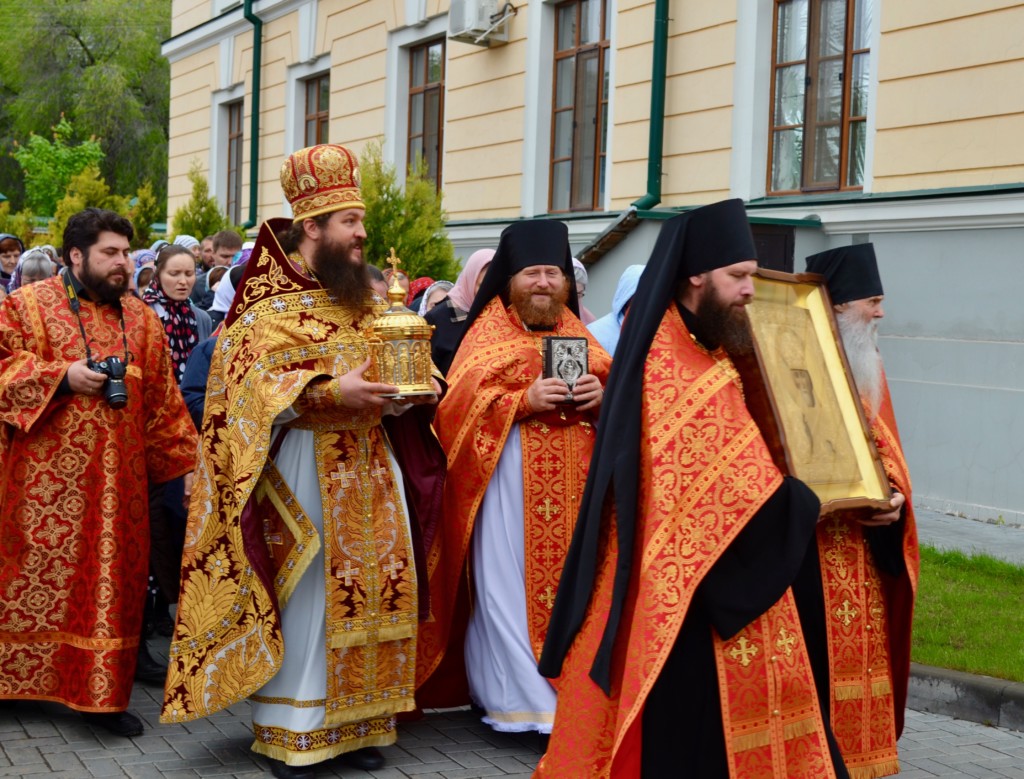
[481,757,537,774]
[5,695,1024,778]
[440,768,508,779]
[449,751,497,770]
[43,750,85,772]
[2,748,42,767]
[81,756,127,777]
[402,761,463,775]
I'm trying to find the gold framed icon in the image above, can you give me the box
[739,269,891,512]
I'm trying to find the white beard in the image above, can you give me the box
[837,308,884,421]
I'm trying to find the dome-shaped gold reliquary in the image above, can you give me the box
[369,248,436,398]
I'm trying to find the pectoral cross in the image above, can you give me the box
[331,464,356,490]
[535,498,561,523]
[728,637,758,667]
[263,517,284,550]
[835,599,859,627]
[382,554,404,580]
[337,559,361,587]
[538,585,556,610]
[775,626,797,657]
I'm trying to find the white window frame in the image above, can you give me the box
[209,82,246,214]
[285,56,332,154]
[384,15,449,185]
[731,0,881,199]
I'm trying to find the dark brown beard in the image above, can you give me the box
[310,236,371,312]
[509,283,569,327]
[81,254,129,304]
[696,282,753,356]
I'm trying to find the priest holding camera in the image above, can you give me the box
[0,208,198,738]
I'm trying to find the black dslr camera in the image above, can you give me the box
[88,356,129,409]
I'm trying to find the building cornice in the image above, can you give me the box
[162,0,312,63]
[747,186,1024,234]
[446,214,617,255]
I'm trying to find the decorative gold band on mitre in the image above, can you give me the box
[281,143,365,222]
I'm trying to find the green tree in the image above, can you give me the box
[0,202,37,248]
[171,162,234,240]
[130,181,163,249]
[11,117,104,216]
[360,142,459,282]
[0,0,171,211]
[47,166,130,247]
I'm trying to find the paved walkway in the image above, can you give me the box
[915,503,1024,565]
[3,506,1021,778]
[3,688,1024,778]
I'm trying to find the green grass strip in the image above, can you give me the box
[911,544,1024,682]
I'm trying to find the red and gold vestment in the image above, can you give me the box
[416,297,611,698]
[817,373,919,779]
[161,220,443,764]
[0,277,197,711]
[535,306,837,779]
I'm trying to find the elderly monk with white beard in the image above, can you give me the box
[804,244,920,779]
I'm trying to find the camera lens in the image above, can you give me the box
[105,380,129,409]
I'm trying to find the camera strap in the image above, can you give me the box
[61,268,130,365]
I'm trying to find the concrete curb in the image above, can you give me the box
[908,662,1024,732]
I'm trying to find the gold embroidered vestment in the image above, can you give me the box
[162,222,419,749]
[0,278,197,711]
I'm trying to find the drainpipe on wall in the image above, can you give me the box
[630,0,669,211]
[242,0,263,229]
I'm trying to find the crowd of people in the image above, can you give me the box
[0,142,917,779]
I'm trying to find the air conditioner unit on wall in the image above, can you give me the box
[448,0,514,47]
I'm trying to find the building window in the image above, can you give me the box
[226,100,244,225]
[768,0,871,194]
[407,39,444,190]
[550,0,609,213]
[304,74,330,146]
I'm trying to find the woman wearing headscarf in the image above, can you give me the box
[0,233,26,290]
[173,234,201,262]
[142,245,213,383]
[424,248,495,375]
[406,275,435,309]
[8,249,57,291]
[418,279,455,316]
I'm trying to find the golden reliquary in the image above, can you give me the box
[369,248,436,398]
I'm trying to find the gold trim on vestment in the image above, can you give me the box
[249,695,325,707]
[849,759,901,779]
[250,715,397,767]
[257,463,321,609]
[0,632,138,650]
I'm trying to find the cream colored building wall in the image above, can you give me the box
[172,0,210,38]
[609,0,737,210]
[443,16,529,220]
[167,47,223,223]
[873,1,1024,191]
[324,5,388,152]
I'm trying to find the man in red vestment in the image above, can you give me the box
[805,244,919,779]
[0,208,198,737]
[417,219,611,735]
[162,144,446,779]
[537,199,849,778]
